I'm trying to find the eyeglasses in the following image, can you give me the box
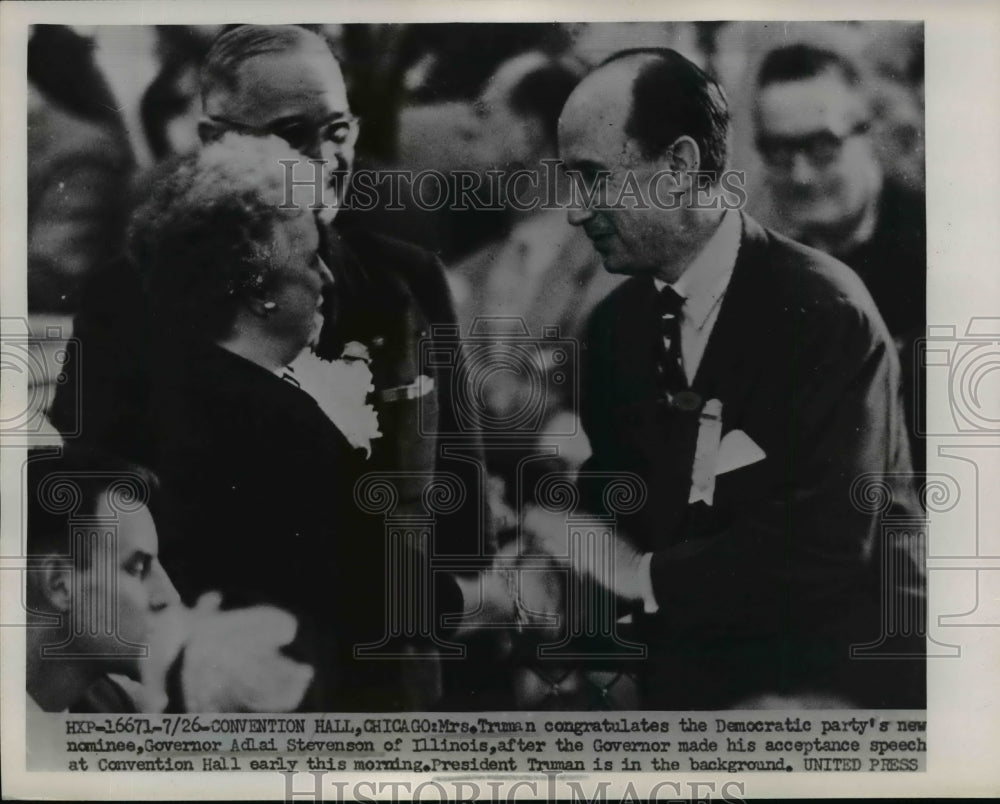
[208,113,361,153]
[756,121,870,170]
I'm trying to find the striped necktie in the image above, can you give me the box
[656,285,688,399]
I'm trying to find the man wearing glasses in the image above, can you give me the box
[753,43,926,470]
[753,44,925,343]
[199,25,360,220]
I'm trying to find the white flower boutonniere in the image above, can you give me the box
[286,344,382,457]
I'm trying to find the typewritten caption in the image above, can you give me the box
[29,712,926,774]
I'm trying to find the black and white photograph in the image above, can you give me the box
[1,1,998,800]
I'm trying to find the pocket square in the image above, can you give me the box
[716,429,766,476]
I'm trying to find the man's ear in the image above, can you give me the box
[243,293,277,319]
[38,558,72,613]
[198,117,227,145]
[668,136,702,177]
[239,278,277,320]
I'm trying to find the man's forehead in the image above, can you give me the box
[558,66,637,162]
[206,49,348,118]
[94,497,158,554]
[757,72,864,134]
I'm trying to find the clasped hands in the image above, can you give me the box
[522,505,649,604]
[454,505,649,637]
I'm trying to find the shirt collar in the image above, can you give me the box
[654,210,742,330]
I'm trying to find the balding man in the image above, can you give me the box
[527,48,925,709]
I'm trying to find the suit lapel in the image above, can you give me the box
[690,213,771,421]
[642,215,774,547]
[317,223,411,359]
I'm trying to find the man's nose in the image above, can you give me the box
[319,139,350,171]
[789,152,818,185]
[148,561,181,612]
[567,205,594,227]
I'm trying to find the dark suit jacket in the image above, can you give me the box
[840,180,927,475]
[147,339,410,711]
[318,221,494,560]
[840,179,925,343]
[577,213,925,709]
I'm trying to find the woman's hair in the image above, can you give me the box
[128,133,309,340]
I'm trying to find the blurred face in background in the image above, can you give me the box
[755,69,881,240]
[473,53,549,171]
[870,78,925,192]
[203,42,358,216]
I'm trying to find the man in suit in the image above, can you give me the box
[753,44,925,343]
[753,44,926,472]
[527,48,925,709]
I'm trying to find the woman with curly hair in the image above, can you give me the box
[129,134,408,710]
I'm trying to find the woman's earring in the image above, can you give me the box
[263,301,277,312]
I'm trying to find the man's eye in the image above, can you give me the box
[125,556,152,579]
[324,122,353,145]
[757,139,791,165]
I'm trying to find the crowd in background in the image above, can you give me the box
[28,21,924,307]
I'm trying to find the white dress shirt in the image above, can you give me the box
[641,210,742,612]
[652,209,742,384]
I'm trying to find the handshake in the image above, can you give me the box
[452,504,649,639]
[450,505,645,710]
